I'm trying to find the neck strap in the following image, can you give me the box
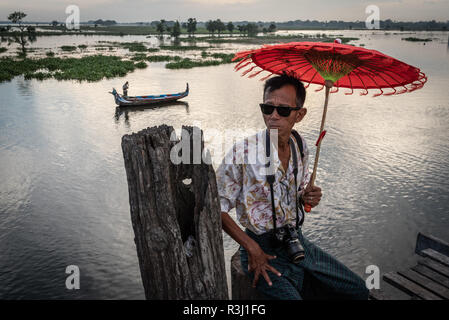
[265,129,301,231]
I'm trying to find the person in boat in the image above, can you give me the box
[216,75,369,300]
[123,81,129,97]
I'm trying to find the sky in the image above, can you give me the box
[1,0,448,22]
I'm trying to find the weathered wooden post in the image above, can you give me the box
[121,125,228,299]
[231,250,267,300]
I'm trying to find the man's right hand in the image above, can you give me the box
[247,244,282,288]
[220,212,282,288]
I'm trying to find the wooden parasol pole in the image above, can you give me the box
[304,80,333,212]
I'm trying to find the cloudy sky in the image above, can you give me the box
[1,0,448,22]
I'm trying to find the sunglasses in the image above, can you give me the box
[259,103,301,117]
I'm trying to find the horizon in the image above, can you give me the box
[1,18,449,24]
[1,0,449,23]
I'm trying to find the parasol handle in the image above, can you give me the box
[304,80,333,213]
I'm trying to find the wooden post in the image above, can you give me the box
[231,250,267,300]
[121,125,228,299]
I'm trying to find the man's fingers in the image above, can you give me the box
[261,270,272,286]
[267,265,282,277]
[307,191,322,197]
[252,270,260,288]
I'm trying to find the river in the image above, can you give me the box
[1,30,448,299]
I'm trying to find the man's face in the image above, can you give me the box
[262,84,307,138]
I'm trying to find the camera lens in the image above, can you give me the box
[291,251,305,263]
[287,238,305,263]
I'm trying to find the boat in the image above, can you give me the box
[110,83,189,107]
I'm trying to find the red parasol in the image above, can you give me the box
[233,40,427,212]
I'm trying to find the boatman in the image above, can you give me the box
[123,81,129,97]
[216,75,369,300]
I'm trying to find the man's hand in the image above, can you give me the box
[303,185,322,208]
[247,243,282,288]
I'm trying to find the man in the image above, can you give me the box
[216,75,369,300]
[123,81,129,97]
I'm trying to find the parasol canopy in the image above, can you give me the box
[233,41,427,212]
[233,41,427,96]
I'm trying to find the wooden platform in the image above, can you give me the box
[379,233,449,300]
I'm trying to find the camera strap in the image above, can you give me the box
[265,129,305,232]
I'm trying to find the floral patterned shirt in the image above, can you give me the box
[216,129,310,235]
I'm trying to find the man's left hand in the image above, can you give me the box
[302,185,322,208]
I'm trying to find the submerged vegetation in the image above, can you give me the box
[146,55,182,62]
[402,37,432,42]
[159,44,210,51]
[60,45,77,52]
[0,55,140,82]
[165,53,236,69]
[0,26,366,82]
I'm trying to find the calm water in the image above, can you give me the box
[1,31,449,299]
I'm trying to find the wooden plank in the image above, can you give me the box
[369,289,390,300]
[383,272,442,300]
[416,233,449,257]
[421,248,449,268]
[412,264,449,289]
[398,269,449,299]
[418,258,449,278]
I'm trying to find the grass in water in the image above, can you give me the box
[60,46,77,52]
[119,42,148,52]
[160,45,210,51]
[0,55,137,82]
[134,61,147,69]
[146,55,182,62]
[402,37,432,42]
[131,53,147,61]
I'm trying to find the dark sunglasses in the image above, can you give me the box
[259,103,301,117]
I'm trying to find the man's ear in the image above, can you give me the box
[295,108,307,123]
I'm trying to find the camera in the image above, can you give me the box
[273,224,305,263]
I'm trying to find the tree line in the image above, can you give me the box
[154,18,276,38]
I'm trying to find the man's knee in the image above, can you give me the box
[346,273,370,300]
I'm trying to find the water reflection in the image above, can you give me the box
[114,101,190,122]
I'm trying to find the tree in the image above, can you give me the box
[237,24,246,37]
[215,19,226,37]
[187,18,197,37]
[51,20,58,27]
[156,19,166,37]
[205,20,216,36]
[8,11,26,27]
[227,22,234,35]
[246,23,258,37]
[268,23,276,33]
[171,20,181,38]
[7,11,33,56]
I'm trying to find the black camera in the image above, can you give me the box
[273,224,305,263]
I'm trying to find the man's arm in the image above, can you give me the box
[221,212,281,287]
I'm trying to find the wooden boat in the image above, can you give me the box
[110,83,189,107]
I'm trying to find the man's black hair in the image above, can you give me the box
[263,74,306,108]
